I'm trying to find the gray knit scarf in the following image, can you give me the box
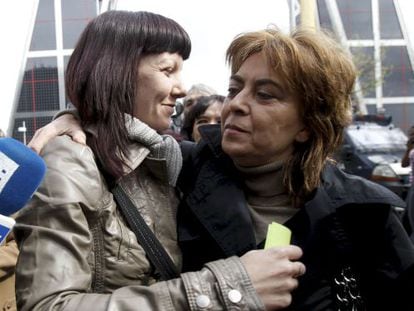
[125,114,182,186]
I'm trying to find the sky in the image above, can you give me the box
[117,0,291,95]
[118,0,414,95]
[0,0,414,133]
[0,0,38,134]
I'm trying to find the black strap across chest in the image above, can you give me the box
[112,184,179,280]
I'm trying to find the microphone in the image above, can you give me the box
[0,137,46,244]
[0,137,46,216]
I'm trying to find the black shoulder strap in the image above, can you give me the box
[112,184,179,280]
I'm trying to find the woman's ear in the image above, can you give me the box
[295,128,310,143]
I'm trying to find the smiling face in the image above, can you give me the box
[134,52,186,131]
[221,52,309,167]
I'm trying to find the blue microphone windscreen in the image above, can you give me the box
[0,138,46,216]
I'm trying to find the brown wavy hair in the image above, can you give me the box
[66,11,191,181]
[226,28,356,203]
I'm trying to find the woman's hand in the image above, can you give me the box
[241,246,305,310]
[28,114,86,154]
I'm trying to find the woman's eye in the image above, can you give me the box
[227,87,239,98]
[257,91,274,99]
[163,67,174,75]
[195,119,208,125]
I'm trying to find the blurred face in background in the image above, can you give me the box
[192,101,223,142]
[183,92,203,116]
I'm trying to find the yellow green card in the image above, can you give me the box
[264,222,292,249]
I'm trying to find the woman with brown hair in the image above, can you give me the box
[176,28,414,310]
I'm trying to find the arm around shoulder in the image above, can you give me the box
[15,137,266,310]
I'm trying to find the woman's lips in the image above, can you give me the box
[224,123,248,134]
[162,104,175,115]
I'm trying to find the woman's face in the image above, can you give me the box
[192,102,223,142]
[134,52,186,131]
[221,52,309,167]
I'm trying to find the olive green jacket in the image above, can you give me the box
[14,135,264,310]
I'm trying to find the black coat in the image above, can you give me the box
[177,125,414,311]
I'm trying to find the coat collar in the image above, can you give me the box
[85,117,172,183]
[198,124,225,159]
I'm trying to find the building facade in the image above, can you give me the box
[316,0,414,131]
[10,0,103,143]
[7,0,414,143]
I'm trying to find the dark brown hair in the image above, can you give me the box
[66,11,191,181]
[226,28,356,202]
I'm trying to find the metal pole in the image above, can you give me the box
[18,121,27,145]
[300,0,316,30]
[289,0,300,31]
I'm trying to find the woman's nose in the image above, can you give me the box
[172,77,187,99]
[227,91,249,114]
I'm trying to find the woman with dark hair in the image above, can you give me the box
[181,94,225,142]
[15,11,305,311]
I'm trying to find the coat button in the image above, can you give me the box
[195,294,211,308]
[228,289,242,303]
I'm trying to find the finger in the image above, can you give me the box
[28,133,42,154]
[71,131,87,145]
[268,245,303,260]
[292,262,306,278]
[268,293,293,309]
[28,126,56,154]
[286,277,299,290]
